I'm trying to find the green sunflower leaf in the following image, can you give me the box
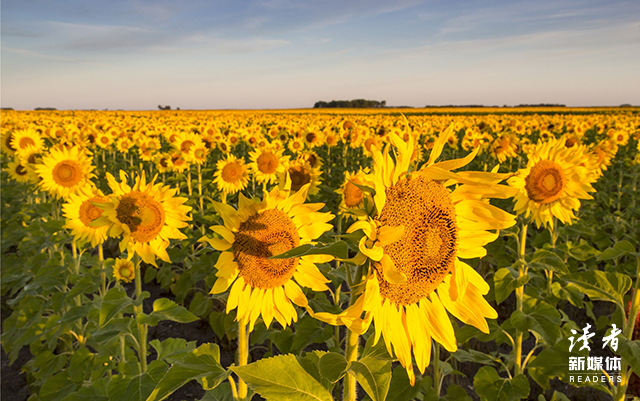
[348,356,392,401]
[231,354,333,401]
[528,249,569,274]
[146,343,226,401]
[269,241,349,260]
[598,240,636,261]
[562,271,631,310]
[618,338,640,375]
[136,298,199,327]
[473,366,529,401]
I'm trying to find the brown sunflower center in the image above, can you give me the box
[306,132,317,143]
[343,179,364,208]
[364,138,378,152]
[289,165,311,192]
[5,133,16,151]
[52,160,83,188]
[524,160,567,204]
[15,164,27,176]
[221,161,244,183]
[257,152,279,174]
[19,137,36,149]
[116,190,165,243]
[304,153,318,168]
[233,208,300,289]
[79,196,108,227]
[180,140,195,152]
[373,176,458,306]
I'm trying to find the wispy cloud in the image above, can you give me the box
[2,46,112,67]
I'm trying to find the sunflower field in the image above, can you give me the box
[1,107,639,401]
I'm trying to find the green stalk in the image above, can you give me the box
[134,255,147,373]
[197,163,204,213]
[343,329,359,401]
[98,244,106,297]
[433,342,442,396]
[343,265,364,401]
[187,167,193,196]
[514,223,528,376]
[614,255,640,401]
[547,218,558,296]
[237,320,249,400]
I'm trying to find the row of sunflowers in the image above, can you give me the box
[1,108,639,401]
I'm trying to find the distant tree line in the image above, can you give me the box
[158,105,180,110]
[515,104,566,107]
[314,99,386,108]
[424,105,493,108]
[35,107,57,111]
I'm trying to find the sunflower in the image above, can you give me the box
[312,130,516,385]
[199,183,334,332]
[170,152,190,173]
[95,132,114,149]
[1,130,17,156]
[6,159,33,183]
[155,153,173,173]
[191,145,209,165]
[35,146,94,199]
[508,136,596,228]
[279,160,321,195]
[173,131,204,162]
[94,171,192,266]
[336,169,374,217]
[489,133,519,163]
[248,147,289,185]
[113,258,135,283]
[287,137,305,154]
[11,128,44,157]
[62,185,110,247]
[214,154,249,196]
[116,137,134,154]
[299,150,323,170]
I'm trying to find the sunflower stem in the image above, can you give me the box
[133,255,148,373]
[614,255,640,400]
[344,264,363,401]
[343,328,359,401]
[546,218,558,297]
[514,222,528,377]
[237,320,249,400]
[197,163,204,213]
[98,244,106,297]
[433,342,442,396]
[228,376,240,401]
[187,167,193,197]
[119,333,126,373]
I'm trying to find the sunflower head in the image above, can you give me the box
[113,258,135,283]
[63,186,111,247]
[200,185,334,332]
[374,175,458,305]
[35,146,94,199]
[214,154,249,195]
[97,171,191,266]
[509,137,596,228]
[524,159,567,204]
[313,128,516,386]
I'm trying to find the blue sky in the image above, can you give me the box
[2,0,639,110]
